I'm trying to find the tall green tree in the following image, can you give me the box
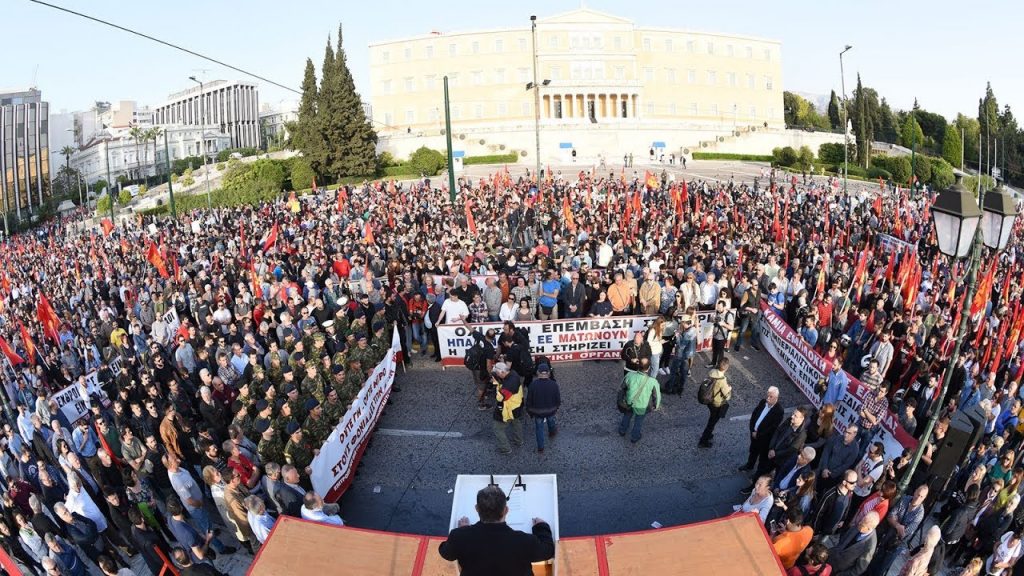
[293,57,326,178]
[827,90,841,130]
[331,24,378,176]
[316,35,344,179]
[875,98,899,144]
[901,115,924,150]
[130,124,145,180]
[851,74,875,167]
[942,124,963,168]
[955,114,980,169]
[979,83,1000,176]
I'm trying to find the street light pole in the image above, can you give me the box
[531,15,541,182]
[164,129,176,220]
[189,76,213,210]
[105,139,114,222]
[839,45,852,197]
[443,76,456,204]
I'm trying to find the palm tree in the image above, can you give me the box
[60,145,78,203]
[129,124,145,181]
[145,127,163,176]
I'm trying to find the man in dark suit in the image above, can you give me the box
[828,510,880,576]
[439,485,556,576]
[739,386,784,473]
[559,273,586,318]
[751,405,808,482]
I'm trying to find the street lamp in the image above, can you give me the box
[897,176,1018,498]
[188,76,213,210]
[531,15,541,182]
[839,45,852,197]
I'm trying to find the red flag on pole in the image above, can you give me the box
[563,195,576,232]
[239,221,247,260]
[100,219,114,236]
[262,223,279,253]
[337,187,348,212]
[36,293,61,344]
[0,335,23,366]
[146,242,170,279]
[250,261,261,299]
[364,221,375,245]
[18,322,36,366]
[644,170,658,190]
[465,201,477,236]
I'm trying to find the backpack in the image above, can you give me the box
[697,377,716,405]
[464,345,484,371]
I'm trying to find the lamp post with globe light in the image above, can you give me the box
[896,176,1017,498]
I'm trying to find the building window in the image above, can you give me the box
[405,77,415,92]
[497,103,507,116]
[687,40,695,53]
[614,36,622,50]
[765,76,774,90]
[688,103,698,116]
[666,68,676,83]
[745,46,753,59]
[747,74,755,89]
[471,71,483,85]
[669,103,677,115]
[706,70,717,85]
[727,72,736,87]
[494,39,503,53]
[749,106,757,118]
[425,45,434,58]
[706,41,714,55]
[664,39,673,51]
[726,44,734,57]
[643,37,651,51]
[425,75,436,90]
[764,48,772,61]
[548,36,557,48]
[644,68,654,82]
[687,69,696,84]
[551,66,562,81]
[519,38,527,52]
[646,101,655,116]
[404,48,412,60]
[621,100,628,118]
[554,100,563,119]
[708,104,719,116]
[449,43,457,56]
[518,68,529,82]
[382,50,390,63]
[495,69,506,84]
[381,79,392,94]
[615,66,625,80]
[405,110,414,123]
[472,41,480,54]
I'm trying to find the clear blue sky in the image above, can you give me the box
[6,0,1021,123]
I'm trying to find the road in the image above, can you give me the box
[337,344,806,537]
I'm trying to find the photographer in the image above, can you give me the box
[709,299,735,369]
[621,331,652,375]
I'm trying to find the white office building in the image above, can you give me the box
[153,80,260,149]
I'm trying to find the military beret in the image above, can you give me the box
[331,364,345,375]
[275,398,288,410]
[254,419,271,434]
[292,351,305,362]
[372,321,384,332]
[284,383,297,394]
[304,398,320,411]
[356,332,367,341]
[255,399,269,412]
[281,364,293,375]
[285,419,301,435]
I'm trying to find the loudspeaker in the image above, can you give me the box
[930,406,985,480]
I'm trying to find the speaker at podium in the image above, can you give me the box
[447,474,559,575]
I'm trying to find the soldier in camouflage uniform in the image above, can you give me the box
[276,364,297,395]
[330,364,348,399]
[322,387,346,424]
[301,364,326,405]
[252,399,274,436]
[323,321,346,358]
[283,419,315,476]
[271,398,294,431]
[284,384,307,423]
[317,354,333,386]
[302,399,331,447]
[342,358,365,403]
[230,401,254,438]
[256,419,285,466]
[347,333,372,369]
[290,350,307,377]
[369,321,388,366]
[267,356,285,389]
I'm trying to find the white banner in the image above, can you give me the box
[311,327,401,502]
[162,308,180,336]
[877,233,916,255]
[756,301,916,460]
[436,312,715,367]
[52,381,91,425]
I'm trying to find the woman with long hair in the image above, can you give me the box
[805,405,836,462]
[646,317,667,378]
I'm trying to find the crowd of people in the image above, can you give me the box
[0,160,1020,575]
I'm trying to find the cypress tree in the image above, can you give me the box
[316,37,345,180]
[333,24,378,177]
[293,58,326,178]
[827,90,841,130]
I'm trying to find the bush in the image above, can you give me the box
[118,189,132,205]
[818,142,855,165]
[866,166,892,180]
[383,164,420,177]
[92,179,109,195]
[796,146,814,171]
[463,153,519,165]
[171,156,205,176]
[221,158,286,198]
[216,162,225,172]
[913,155,932,185]
[691,152,773,161]
[376,151,399,170]
[138,184,148,196]
[96,195,111,214]
[772,146,798,167]
[930,157,955,189]
[215,147,260,162]
[408,147,446,176]
[181,167,195,188]
[287,157,316,191]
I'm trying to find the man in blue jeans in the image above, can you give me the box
[525,364,560,454]
[618,370,661,443]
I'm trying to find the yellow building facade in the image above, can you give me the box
[369,8,787,163]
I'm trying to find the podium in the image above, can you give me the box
[448,474,559,576]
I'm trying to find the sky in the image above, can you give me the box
[5,0,1022,122]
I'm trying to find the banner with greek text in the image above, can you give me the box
[757,300,916,459]
[312,326,401,503]
[52,382,92,425]
[877,233,917,255]
[437,312,715,367]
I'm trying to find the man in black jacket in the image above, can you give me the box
[739,386,783,473]
[559,273,586,319]
[749,406,808,485]
[620,331,652,374]
[525,364,560,453]
[439,485,555,576]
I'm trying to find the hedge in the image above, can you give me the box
[464,153,519,165]
[383,164,421,177]
[692,152,773,162]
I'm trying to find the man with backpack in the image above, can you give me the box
[464,327,497,411]
[698,357,733,448]
[525,364,560,454]
[617,369,661,444]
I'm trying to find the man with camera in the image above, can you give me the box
[709,299,735,369]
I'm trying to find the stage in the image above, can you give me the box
[247,513,784,575]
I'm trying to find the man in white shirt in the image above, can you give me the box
[16,404,34,444]
[439,292,470,325]
[700,273,720,309]
[300,491,344,526]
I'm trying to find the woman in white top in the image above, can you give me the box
[646,317,666,378]
[736,475,774,523]
[499,294,518,322]
[987,530,1023,576]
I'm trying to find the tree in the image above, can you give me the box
[930,157,955,189]
[796,146,814,171]
[851,74,875,168]
[875,99,899,144]
[293,57,326,177]
[955,114,981,170]
[182,167,195,188]
[118,189,132,205]
[92,179,109,195]
[979,83,1000,176]
[783,92,829,129]
[888,156,912,184]
[827,90,841,130]
[130,124,145,180]
[145,127,163,177]
[901,115,924,150]
[942,124,964,168]
[408,147,446,176]
[96,195,111,214]
[331,24,378,176]
[913,154,932,185]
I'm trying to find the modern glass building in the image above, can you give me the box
[0,88,51,221]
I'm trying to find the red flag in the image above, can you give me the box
[262,223,279,253]
[18,322,36,366]
[364,221,375,245]
[0,335,23,366]
[36,293,61,344]
[970,259,997,318]
[623,194,633,233]
[172,258,181,283]
[0,273,9,294]
[337,188,348,213]
[873,195,883,217]
[465,201,477,236]
[562,195,576,232]
[250,261,261,299]
[100,219,114,236]
[644,170,658,190]
[146,242,170,279]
